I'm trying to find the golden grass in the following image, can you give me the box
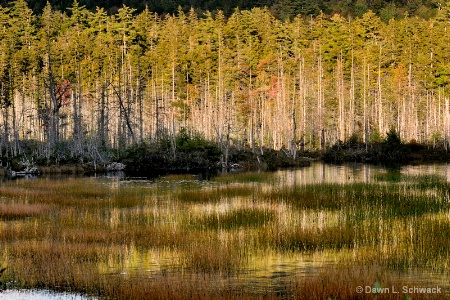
[0,175,449,299]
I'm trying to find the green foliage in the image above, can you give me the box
[120,130,221,174]
[354,0,369,18]
[345,132,363,149]
[175,128,215,153]
[380,2,398,22]
[157,128,221,159]
[434,64,450,87]
[369,128,383,145]
[384,127,402,148]
[20,0,442,20]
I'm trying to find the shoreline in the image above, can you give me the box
[2,145,450,178]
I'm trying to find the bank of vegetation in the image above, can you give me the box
[324,127,450,164]
[1,1,450,174]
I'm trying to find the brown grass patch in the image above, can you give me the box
[183,241,245,273]
[0,203,52,219]
[294,264,448,300]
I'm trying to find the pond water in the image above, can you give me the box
[1,162,450,298]
[275,162,450,185]
[107,161,450,186]
[0,289,93,300]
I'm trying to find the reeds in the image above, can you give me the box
[174,185,256,203]
[0,172,449,299]
[265,182,446,218]
[192,208,275,230]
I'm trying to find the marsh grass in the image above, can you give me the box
[4,241,119,290]
[175,185,256,203]
[374,172,446,185]
[0,172,449,299]
[354,216,450,270]
[161,174,199,181]
[265,182,447,218]
[293,264,448,300]
[193,208,275,230]
[270,224,355,252]
[211,172,274,184]
[374,170,402,182]
[183,241,245,273]
[0,203,52,220]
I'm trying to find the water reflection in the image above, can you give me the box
[275,162,450,185]
[275,162,379,185]
[234,250,337,293]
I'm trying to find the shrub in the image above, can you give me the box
[120,129,222,174]
[384,127,401,148]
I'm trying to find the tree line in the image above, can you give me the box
[6,0,446,21]
[2,0,450,167]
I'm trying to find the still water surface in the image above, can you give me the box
[275,162,450,185]
[0,290,92,300]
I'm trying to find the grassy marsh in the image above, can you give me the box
[0,166,449,299]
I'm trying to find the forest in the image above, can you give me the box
[2,0,450,172]
[4,0,447,21]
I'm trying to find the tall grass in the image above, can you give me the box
[192,208,275,230]
[265,182,447,218]
[0,172,449,299]
[174,185,256,203]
